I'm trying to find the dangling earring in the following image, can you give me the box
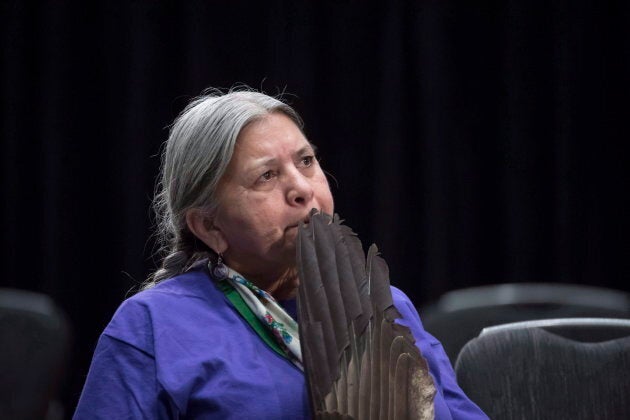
[211,253,229,280]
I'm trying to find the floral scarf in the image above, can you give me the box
[222,265,303,370]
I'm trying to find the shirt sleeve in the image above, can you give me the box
[73,302,178,419]
[391,287,488,420]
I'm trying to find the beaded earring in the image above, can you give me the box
[211,253,229,280]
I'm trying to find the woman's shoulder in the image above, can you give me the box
[390,285,413,305]
[133,268,215,301]
[102,268,225,348]
[390,285,441,346]
[389,285,420,322]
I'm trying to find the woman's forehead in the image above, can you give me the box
[233,114,312,159]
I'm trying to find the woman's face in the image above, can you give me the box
[211,112,334,281]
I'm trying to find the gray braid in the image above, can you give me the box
[143,230,211,290]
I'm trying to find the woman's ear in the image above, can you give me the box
[185,208,228,254]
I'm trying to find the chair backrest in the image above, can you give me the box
[0,288,71,420]
[420,283,630,363]
[455,318,630,420]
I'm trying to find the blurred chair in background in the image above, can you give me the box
[420,283,630,363]
[454,318,630,420]
[0,288,71,420]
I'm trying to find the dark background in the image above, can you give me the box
[1,0,628,416]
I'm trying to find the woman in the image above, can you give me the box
[74,90,487,419]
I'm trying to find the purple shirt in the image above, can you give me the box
[74,267,487,419]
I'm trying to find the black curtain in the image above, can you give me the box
[2,0,628,415]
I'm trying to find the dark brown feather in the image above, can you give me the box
[297,211,436,419]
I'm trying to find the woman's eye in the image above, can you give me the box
[260,170,274,182]
[301,156,314,167]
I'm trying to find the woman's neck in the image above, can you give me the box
[263,268,299,300]
[231,262,299,300]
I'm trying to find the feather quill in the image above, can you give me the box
[297,211,436,419]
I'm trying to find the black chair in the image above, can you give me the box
[455,318,630,420]
[420,283,630,363]
[0,288,71,420]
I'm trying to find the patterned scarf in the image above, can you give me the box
[224,266,303,370]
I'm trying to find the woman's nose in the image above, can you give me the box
[286,170,314,206]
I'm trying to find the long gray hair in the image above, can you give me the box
[143,89,303,289]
